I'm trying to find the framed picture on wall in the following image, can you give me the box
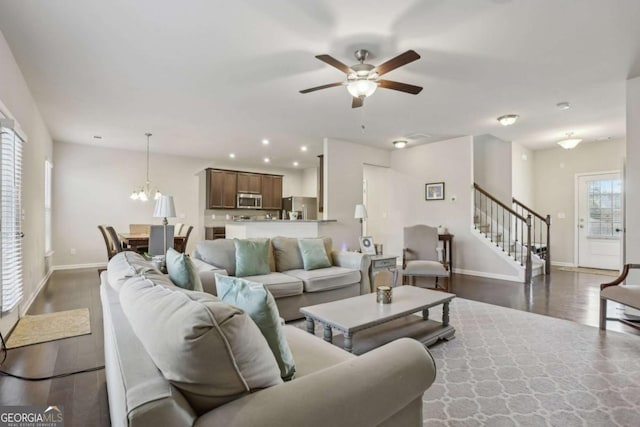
[425,182,445,201]
[359,236,376,255]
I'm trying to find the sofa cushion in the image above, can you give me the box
[194,239,237,276]
[216,274,296,381]
[119,274,283,415]
[284,267,361,293]
[166,248,203,291]
[235,238,271,277]
[298,238,332,271]
[107,251,159,292]
[240,272,303,298]
[272,236,304,272]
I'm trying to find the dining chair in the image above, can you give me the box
[402,224,450,291]
[176,225,194,253]
[129,224,151,234]
[105,226,126,257]
[98,225,119,260]
[174,223,184,236]
[148,225,175,257]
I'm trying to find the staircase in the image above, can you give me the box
[473,183,551,283]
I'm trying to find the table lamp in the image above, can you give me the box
[153,195,176,257]
[354,203,368,236]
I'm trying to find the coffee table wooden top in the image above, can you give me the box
[300,286,455,334]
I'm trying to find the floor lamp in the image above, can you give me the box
[153,195,176,260]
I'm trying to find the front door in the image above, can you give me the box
[577,172,622,269]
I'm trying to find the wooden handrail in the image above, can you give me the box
[512,197,548,223]
[473,183,527,222]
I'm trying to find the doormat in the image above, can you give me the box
[557,266,619,277]
[6,308,91,349]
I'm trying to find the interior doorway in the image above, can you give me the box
[576,172,622,270]
[363,164,391,253]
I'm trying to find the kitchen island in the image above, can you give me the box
[226,219,338,239]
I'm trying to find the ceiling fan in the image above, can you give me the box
[299,49,423,108]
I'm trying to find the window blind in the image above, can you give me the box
[0,123,23,313]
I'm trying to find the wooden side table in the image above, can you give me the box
[369,255,399,291]
[439,233,454,279]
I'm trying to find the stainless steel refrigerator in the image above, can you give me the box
[282,197,317,220]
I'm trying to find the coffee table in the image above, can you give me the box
[300,286,455,354]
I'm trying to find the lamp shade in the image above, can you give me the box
[153,195,176,218]
[354,204,368,220]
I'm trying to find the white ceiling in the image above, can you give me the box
[1,0,639,168]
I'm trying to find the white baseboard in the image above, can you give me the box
[551,261,576,267]
[19,268,53,317]
[52,262,107,271]
[452,268,522,283]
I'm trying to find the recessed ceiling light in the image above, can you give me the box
[393,140,408,149]
[93,135,102,139]
[229,153,236,158]
[497,114,519,126]
[556,102,571,110]
[557,132,582,149]
[262,139,270,145]
[264,157,270,163]
[300,146,308,152]
[293,161,299,167]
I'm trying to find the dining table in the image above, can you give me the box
[119,233,187,253]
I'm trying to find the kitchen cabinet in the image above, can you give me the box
[237,173,262,194]
[261,175,283,210]
[207,169,237,209]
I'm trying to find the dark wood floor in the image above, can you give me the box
[0,267,636,426]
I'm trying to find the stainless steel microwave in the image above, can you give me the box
[237,193,262,209]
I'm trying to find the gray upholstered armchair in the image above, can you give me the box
[402,224,450,291]
[600,263,640,331]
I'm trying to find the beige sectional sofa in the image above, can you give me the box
[191,237,371,320]
[100,252,437,427]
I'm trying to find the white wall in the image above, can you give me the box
[389,136,520,279]
[511,142,534,206]
[626,77,640,276]
[473,134,512,204]
[363,164,391,252]
[301,167,318,197]
[0,31,54,335]
[324,138,390,251]
[533,138,626,265]
[53,141,303,267]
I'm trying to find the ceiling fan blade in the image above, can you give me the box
[352,96,364,108]
[315,54,352,74]
[376,50,421,76]
[299,82,345,94]
[378,80,423,95]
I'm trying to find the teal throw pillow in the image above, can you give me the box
[298,238,331,271]
[215,274,296,381]
[166,248,204,292]
[234,238,271,277]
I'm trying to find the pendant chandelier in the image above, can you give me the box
[130,132,161,201]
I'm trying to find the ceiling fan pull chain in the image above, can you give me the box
[361,107,366,134]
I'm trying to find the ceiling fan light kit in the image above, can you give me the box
[497,114,519,126]
[300,49,422,108]
[557,132,582,149]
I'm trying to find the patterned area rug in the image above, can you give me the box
[557,266,619,277]
[6,308,91,349]
[293,298,640,426]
